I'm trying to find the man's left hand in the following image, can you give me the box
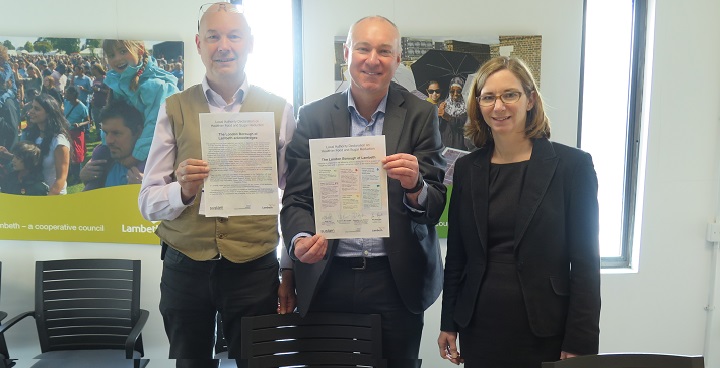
[381,153,420,190]
[126,166,144,185]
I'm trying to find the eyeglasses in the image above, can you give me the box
[427,89,441,94]
[477,91,523,107]
[198,2,243,31]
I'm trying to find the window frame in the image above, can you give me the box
[577,0,649,269]
[292,0,303,113]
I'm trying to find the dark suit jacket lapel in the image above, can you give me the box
[471,148,491,254]
[514,138,558,251]
[382,88,405,155]
[331,91,351,137]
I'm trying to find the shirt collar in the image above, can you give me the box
[347,89,389,118]
[201,74,248,107]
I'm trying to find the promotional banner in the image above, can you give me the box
[1,36,184,245]
[0,184,159,244]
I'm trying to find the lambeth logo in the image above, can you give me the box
[122,223,159,233]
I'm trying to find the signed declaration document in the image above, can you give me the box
[309,136,390,239]
[199,112,279,217]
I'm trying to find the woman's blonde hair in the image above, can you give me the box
[102,40,148,92]
[466,56,550,148]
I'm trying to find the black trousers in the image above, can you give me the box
[159,246,279,368]
[308,256,423,368]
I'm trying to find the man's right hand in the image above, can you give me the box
[175,158,210,204]
[293,234,328,264]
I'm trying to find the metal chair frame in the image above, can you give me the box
[0,259,149,368]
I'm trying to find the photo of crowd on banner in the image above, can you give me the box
[0,37,184,196]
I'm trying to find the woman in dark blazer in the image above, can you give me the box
[437,56,600,367]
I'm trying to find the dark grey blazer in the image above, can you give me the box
[440,138,601,355]
[281,87,447,316]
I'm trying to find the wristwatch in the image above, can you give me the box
[404,176,425,194]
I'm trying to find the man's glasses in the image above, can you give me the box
[198,2,243,31]
[427,89,441,95]
[477,91,523,107]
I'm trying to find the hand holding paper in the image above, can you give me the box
[175,158,209,204]
[294,234,328,264]
[382,153,420,190]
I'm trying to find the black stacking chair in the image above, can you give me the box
[240,312,386,368]
[0,261,15,368]
[542,353,704,368]
[0,259,149,368]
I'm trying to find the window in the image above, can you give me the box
[237,0,302,260]
[579,0,650,268]
[242,0,298,105]
[196,0,301,108]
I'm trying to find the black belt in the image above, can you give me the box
[333,256,389,270]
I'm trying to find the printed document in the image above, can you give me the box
[199,112,279,217]
[309,136,389,239]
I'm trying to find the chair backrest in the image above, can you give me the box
[541,353,705,368]
[33,259,143,355]
[0,261,10,364]
[215,313,228,355]
[240,312,385,368]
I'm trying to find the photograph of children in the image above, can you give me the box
[0,36,183,194]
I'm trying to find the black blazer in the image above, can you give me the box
[281,87,447,316]
[440,138,601,355]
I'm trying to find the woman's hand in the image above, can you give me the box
[438,331,463,365]
[560,351,578,360]
[438,101,446,119]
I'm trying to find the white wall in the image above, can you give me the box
[1,0,719,367]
